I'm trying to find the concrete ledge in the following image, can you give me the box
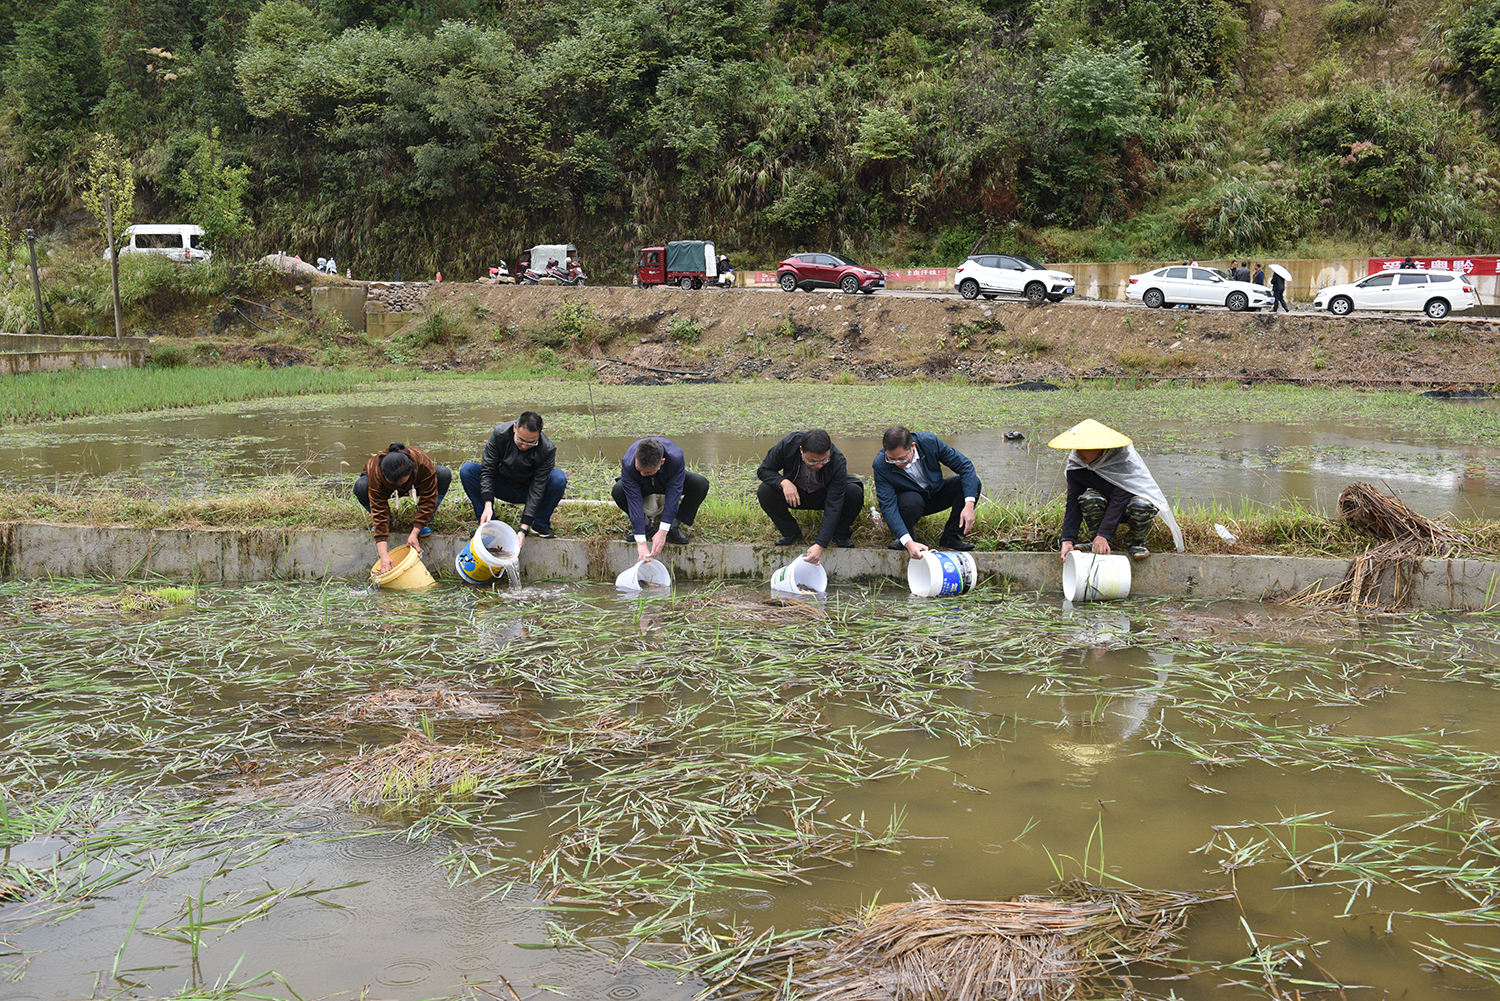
[0,347,148,374]
[6,522,1500,610]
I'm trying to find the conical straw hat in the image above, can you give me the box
[1047,419,1132,450]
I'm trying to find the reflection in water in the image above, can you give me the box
[1050,651,1171,775]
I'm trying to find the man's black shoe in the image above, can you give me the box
[939,535,976,551]
[774,534,803,546]
[530,525,556,539]
[666,525,690,545]
[887,539,905,550]
[834,534,854,548]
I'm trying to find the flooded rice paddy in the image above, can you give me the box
[4,385,1499,518]
[5,577,1500,999]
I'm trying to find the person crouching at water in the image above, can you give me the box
[1048,420,1183,561]
[354,442,451,574]
[873,426,981,556]
[458,411,566,553]
[755,427,863,564]
[612,437,710,564]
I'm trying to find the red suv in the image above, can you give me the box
[776,253,884,294]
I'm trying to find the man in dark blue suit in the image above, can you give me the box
[612,437,711,564]
[872,426,980,556]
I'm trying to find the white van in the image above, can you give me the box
[104,224,212,263]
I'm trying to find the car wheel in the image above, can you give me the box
[680,276,694,290]
[1226,291,1248,312]
[1425,298,1450,319]
[778,272,798,292]
[1329,295,1353,317]
[840,274,860,294]
[1142,288,1164,309]
[1025,281,1046,304]
[691,277,703,290]
[959,279,980,300]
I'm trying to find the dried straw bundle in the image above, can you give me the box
[1293,483,1469,609]
[710,884,1222,1001]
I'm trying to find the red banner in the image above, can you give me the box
[1368,256,1500,277]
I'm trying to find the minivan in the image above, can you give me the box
[104,224,212,263]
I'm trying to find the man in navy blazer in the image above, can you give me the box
[612,437,711,563]
[872,426,980,556]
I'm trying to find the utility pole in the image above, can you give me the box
[102,181,123,339]
[23,228,44,336]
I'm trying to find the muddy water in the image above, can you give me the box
[4,393,1499,518]
[4,579,1500,1000]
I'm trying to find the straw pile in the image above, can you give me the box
[1292,483,1468,609]
[707,884,1224,1001]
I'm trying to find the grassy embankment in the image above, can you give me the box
[6,374,1498,558]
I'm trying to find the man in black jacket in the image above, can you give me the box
[458,411,567,551]
[756,428,863,564]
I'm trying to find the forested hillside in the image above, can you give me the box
[1,0,1497,281]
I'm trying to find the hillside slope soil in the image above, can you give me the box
[393,284,1500,387]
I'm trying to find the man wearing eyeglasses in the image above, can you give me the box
[755,428,863,565]
[458,411,567,553]
[872,425,980,556]
[613,436,711,564]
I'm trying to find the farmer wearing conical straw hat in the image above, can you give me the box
[1047,420,1184,561]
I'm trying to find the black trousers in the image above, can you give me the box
[756,478,864,541]
[353,466,452,530]
[891,475,978,539]
[611,472,711,527]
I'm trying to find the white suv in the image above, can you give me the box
[1313,269,1477,319]
[954,254,1076,304]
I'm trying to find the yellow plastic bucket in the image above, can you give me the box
[370,544,436,590]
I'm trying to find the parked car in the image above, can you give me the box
[954,254,1075,303]
[1126,265,1272,312]
[777,253,884,294]
[103,224,211,263]
[637,240,730,289]
[1313,269,1478,319]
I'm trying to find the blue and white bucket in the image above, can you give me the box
[907,550,978,597]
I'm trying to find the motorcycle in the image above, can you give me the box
[517,263,545,285]
[547,260,587,286]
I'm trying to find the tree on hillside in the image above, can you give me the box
[80,133,135,250]
[180,126,252,250]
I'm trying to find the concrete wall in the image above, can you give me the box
[4,522,1497,610]
[0,333,149,374]
[309,286,367,332]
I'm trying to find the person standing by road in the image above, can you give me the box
[613,437,710,563]
[1270,265,1291,313]
[458,411,567,552]
[1252,263,1265,286]
[756,428,863,564]
[1049,420,1183,561]
[354,442,451,575]
[872,426,981,557]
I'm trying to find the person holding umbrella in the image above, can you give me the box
[1268,263,1292,313]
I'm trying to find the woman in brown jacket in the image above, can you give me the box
[353,443,452,573]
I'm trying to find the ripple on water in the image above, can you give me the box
[334,831,427,863]
[607,985,643,1000]
[270,899,361,942]
[733,890,778,911]
[378,956,438,988]
[279,807,337,832]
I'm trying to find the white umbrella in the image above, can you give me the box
[1268,264,1292,281]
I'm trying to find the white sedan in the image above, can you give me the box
[1126,265,1273,312]
[954,254,1075,304]
[1313,269,1477,319]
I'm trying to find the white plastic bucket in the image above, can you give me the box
[907,550,978,598]
[472,521,519,570]
[615,559,672,591]
[770,556,827,595]
[1062,551,1132,602]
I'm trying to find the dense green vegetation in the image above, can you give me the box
[0,0,1494,288]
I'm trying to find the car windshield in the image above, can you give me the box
[1209,269,1232,281]
[1013,255,1044,270]
[828,254,861,267]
